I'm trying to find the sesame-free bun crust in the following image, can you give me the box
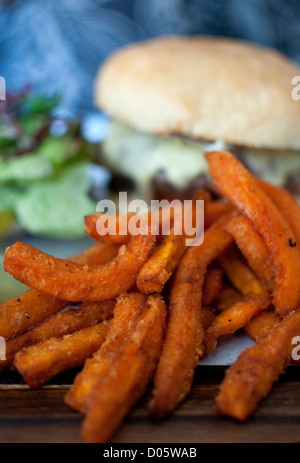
[96,36,300,149]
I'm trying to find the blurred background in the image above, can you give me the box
[1,0,300,116]
[0,0,300,300]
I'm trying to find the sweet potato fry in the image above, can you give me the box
[4,234,156,302]
[82,294,166,443]
[244,310,281,341]
[0,292,67,342]
[258,178,300,246]
[0,299,115,370]
[204,201,235,228]
[70,241,119,266]
[244,310,300,367]
[14,320,111,388]
[219,247,267,297]
[216,309,300,420]
[148,213,234,419]
[206,150,300,314]
[216,285,242,311]
[225,214,274,292]
[203,267,223,306]
[136,230,187,293]
[136,190,208,293]
[0,242,117,339]
[65,292,146,413]
[204,294,270,354]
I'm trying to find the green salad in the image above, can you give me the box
[0,92,96,238]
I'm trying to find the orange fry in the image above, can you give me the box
[225,214,274,292]
[216,309,300,420]
[206,150,300,314]
[219,247,267,297]
[136,230,188,293]
[136,190,208,293]
[216,285,242,311]
[4,235,155,302]
[258,178,300,245]
[204,201,235,228]
[0,242,117,339]
[204,294,270,354]
[0,293,66,341]
[244,310,281,341]
[70,241,119,266]
[0,299,115,370]
[203,267,223,306]
[14,321,111,388]
[148,213,234,419]
[244,310,300,367]
[65,292,146,413]
[82,294,166,443]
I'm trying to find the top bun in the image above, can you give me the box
[95,36,300,149]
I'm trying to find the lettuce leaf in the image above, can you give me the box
[15,163,96,238]
[0,153,53,182]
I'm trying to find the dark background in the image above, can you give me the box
[1,0,300,115]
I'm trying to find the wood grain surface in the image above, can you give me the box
[0,366,299,443]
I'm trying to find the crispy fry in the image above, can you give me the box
[216,285,242,311]
[206,150,300,314]
[258,178,300,246]
[0,243,117,339]
[136,190,208,293]
[219,247,267,297]
[148,213,234,419]
[4,147,300,441]
[4,235,155,302]
[225,214,274,292]
[14,321,111,388]
[70,241,119,265]
[65,292,146,413]
[0,292,67,342]
[204,201,235,228]
[0,299,115,370]
[244,310,300,367]
[244,310,281,341]
[216,309,300,420]
[204,294,270,354]
[203,267,223,306]
[82,294,166,443]
[136,230,187,294]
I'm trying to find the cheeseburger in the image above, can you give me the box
[95,36,300,200]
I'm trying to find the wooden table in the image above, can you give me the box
[0,366,299,443]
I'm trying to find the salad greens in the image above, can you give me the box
[16,163,95,238]
[0,92,97,238]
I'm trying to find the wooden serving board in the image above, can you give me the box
[0,366,299,443]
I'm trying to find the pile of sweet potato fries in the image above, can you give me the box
[2,150,300,442]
